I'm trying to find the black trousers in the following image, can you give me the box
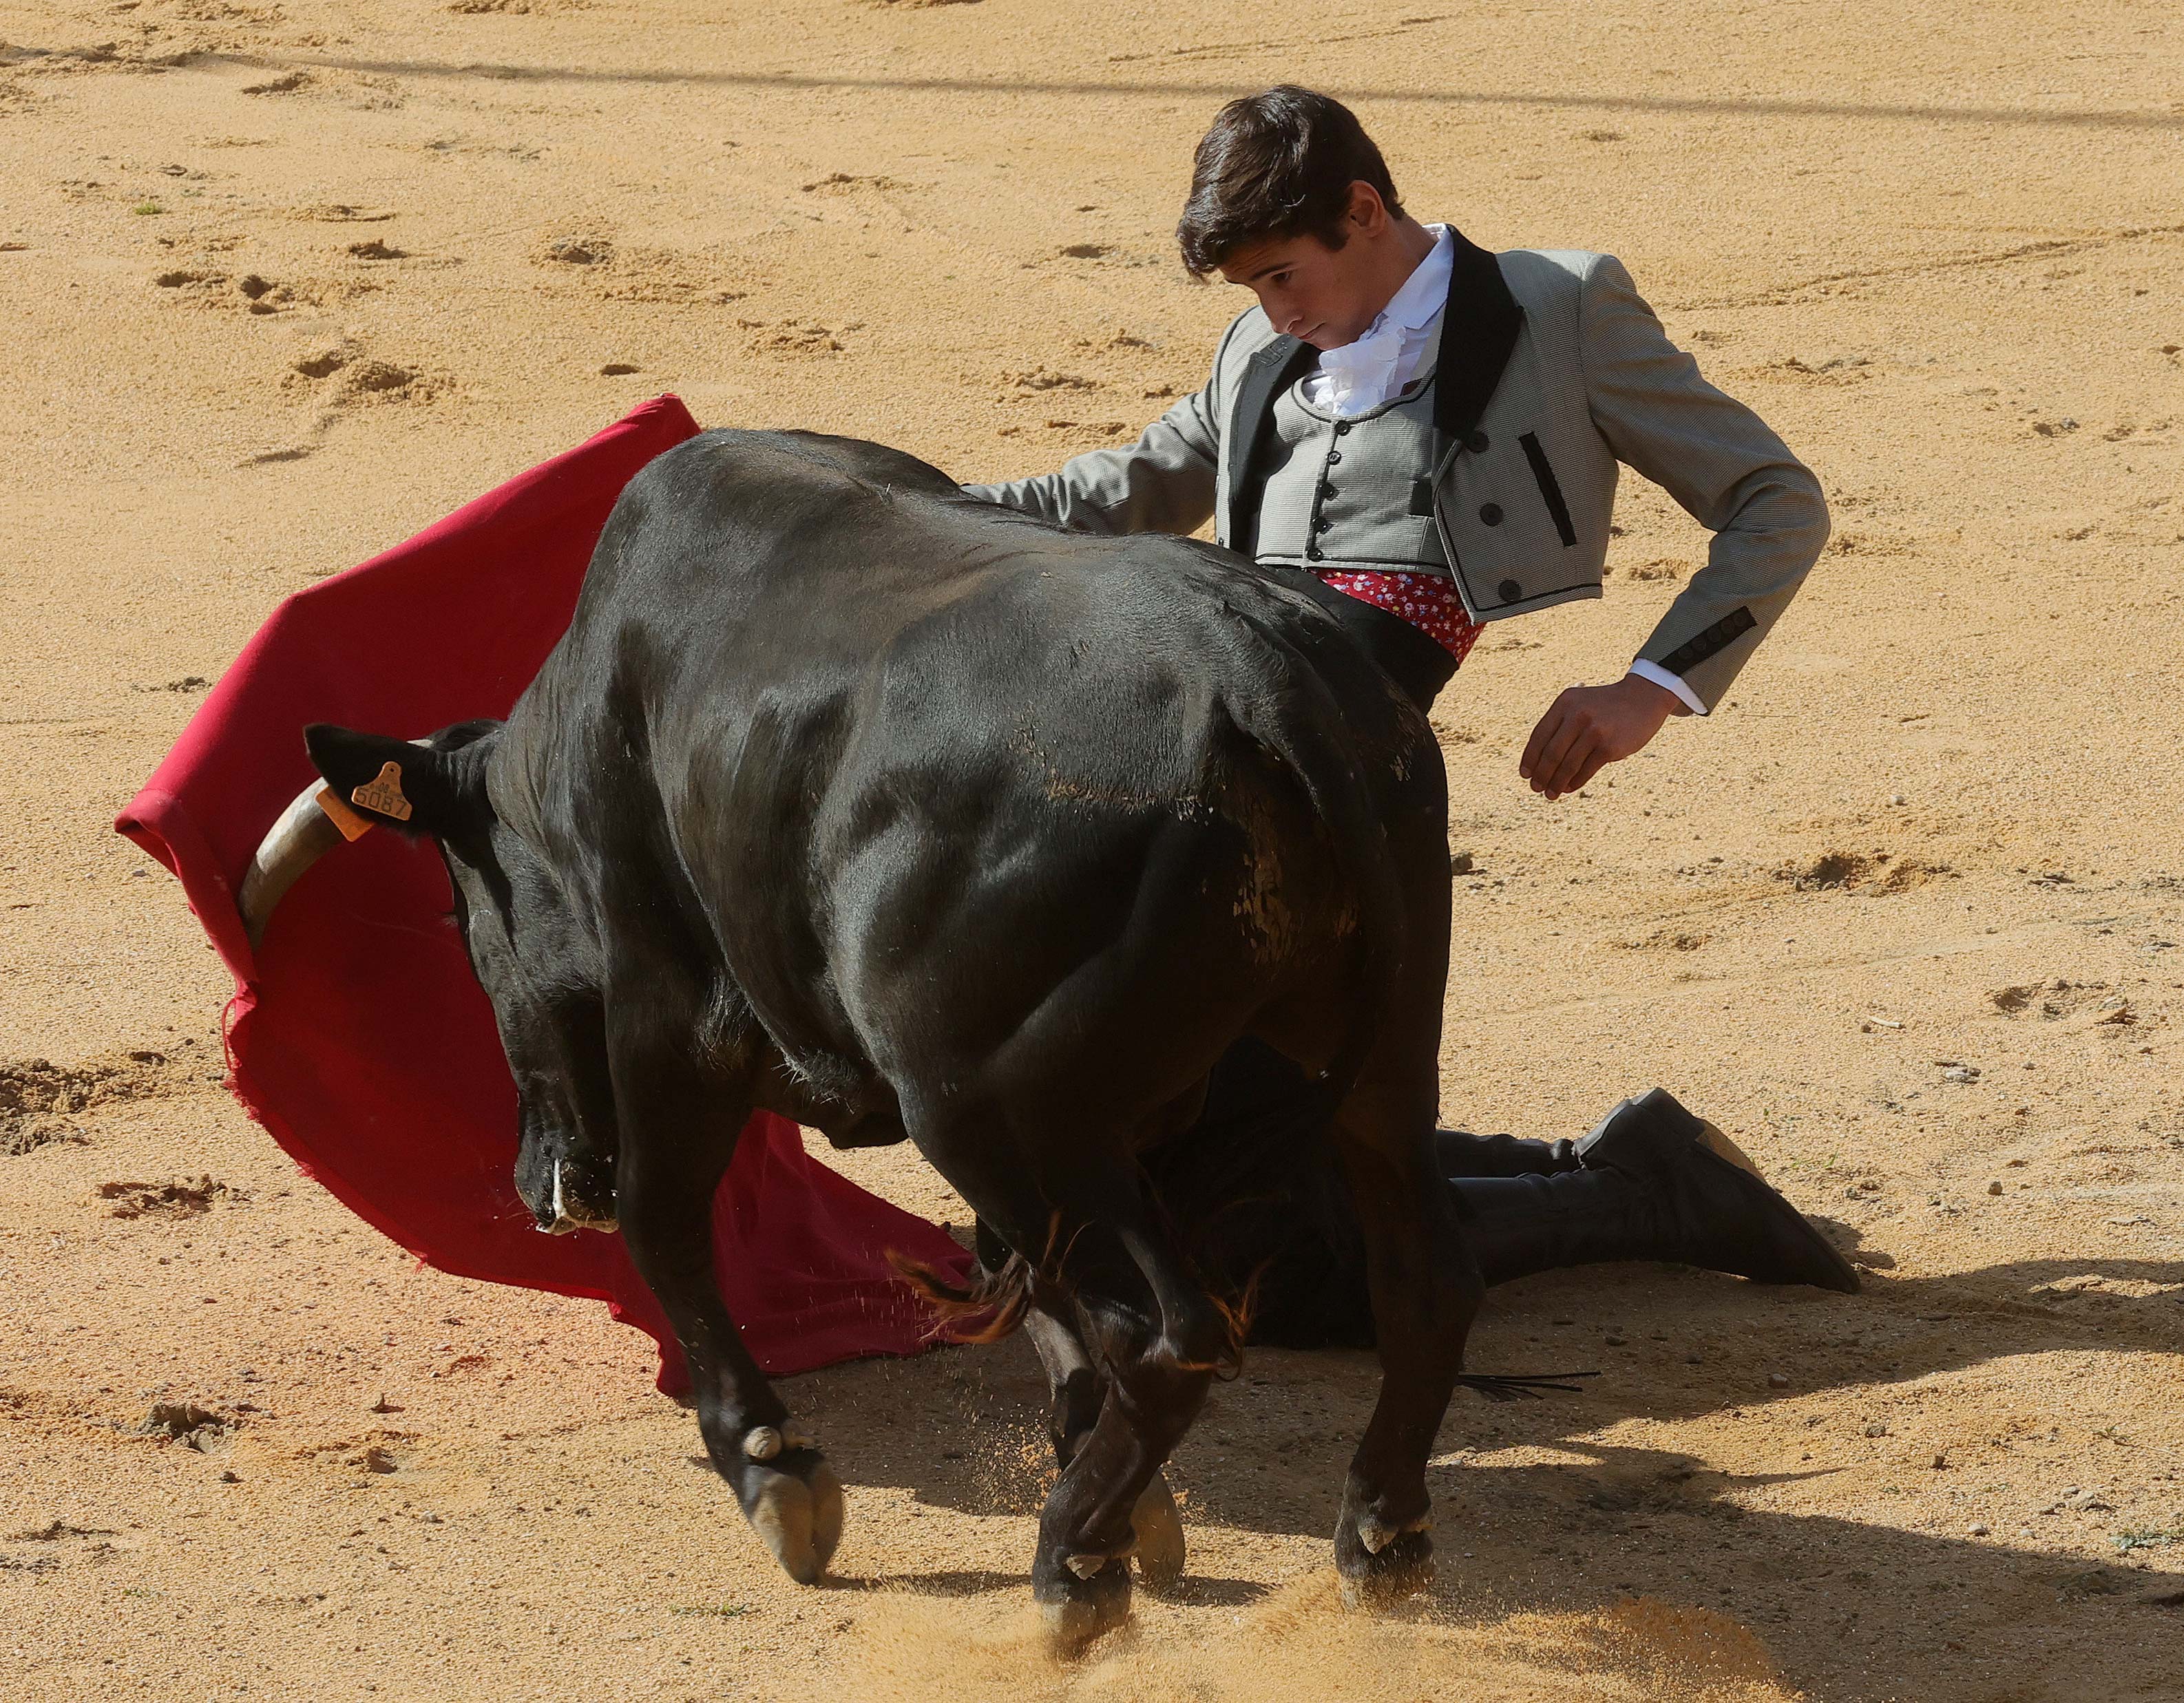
[1137,1039,1573,1349]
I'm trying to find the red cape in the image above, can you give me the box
[115,396,970,1394]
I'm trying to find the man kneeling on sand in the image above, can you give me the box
[966,86,1854,1326]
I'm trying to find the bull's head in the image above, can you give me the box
[240,721,621,1236]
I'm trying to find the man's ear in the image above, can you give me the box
[302,723,490,838]
[1345,179,1387,236]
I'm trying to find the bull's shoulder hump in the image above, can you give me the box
[635,428,958,500]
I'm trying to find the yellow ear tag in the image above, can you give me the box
[349,761,414,823]
[315,785,375,843]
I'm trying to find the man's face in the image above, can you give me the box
[1217,228,1381,349]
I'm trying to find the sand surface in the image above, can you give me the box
[3,1,2183,1697]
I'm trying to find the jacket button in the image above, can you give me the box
[1308,546,1325,561]
[1319,483,1338,501]
[1325,449,1342,465]
[1466,430,1489,453]
[1332,421,1351,436]
[1314,516,1332,532]
[1497,578,1522,603]
[1480,503,1504,526]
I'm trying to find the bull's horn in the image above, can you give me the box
[237,782,349,950]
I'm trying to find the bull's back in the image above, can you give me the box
[566,425,1430,879]
[582,430,1363,692]
[535,429,1434,1078]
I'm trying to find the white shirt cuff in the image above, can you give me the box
[1628,659,1708,716]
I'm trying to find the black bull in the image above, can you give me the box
[246,427,1498,1647]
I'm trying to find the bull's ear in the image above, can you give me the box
[302,723,489,838]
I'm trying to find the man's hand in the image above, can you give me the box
[1519,673,1688,800]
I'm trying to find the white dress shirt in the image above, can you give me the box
[1299,224,1706,715]
[1300,224,1454,419]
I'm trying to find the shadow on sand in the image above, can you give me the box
[781,1233,2183,1701]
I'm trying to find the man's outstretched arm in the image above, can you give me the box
[1584,251,1830,712]
[960,317,1246,537]
[1520,253,1829,798]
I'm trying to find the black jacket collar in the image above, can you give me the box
[1431,227,1524,440]
[1222,227,1524,555]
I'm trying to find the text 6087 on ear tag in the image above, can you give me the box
[315,786,375,842]
[350,761,414,822]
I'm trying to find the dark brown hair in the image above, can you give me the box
[1175,86,1404,276]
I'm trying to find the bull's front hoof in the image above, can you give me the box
[739,1457,845,1585]
[1036,1557,1132,1656]
[1129,1472,1186,1593]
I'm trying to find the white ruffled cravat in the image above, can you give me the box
[1315,317,1409,416]
[1303,224,1453,418]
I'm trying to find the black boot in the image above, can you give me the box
[1434,1126,1582,1179]
[1449,1089,1860,1293]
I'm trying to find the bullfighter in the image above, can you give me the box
[967,85,1854,1323]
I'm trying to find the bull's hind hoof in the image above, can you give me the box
[1336,1527,1434,1609]
[1036,1558,1132,1656]
[739,1457,845,1585]
[1130,1472,1186,1592]
[1334,1495,1434,1609]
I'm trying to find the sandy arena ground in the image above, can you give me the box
[3,1,2183,1697]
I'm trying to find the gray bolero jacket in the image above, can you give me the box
[964,230,1829,711]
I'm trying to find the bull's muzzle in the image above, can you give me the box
[544,1159,618,1236]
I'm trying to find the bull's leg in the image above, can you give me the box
[947,1160,1217,1649]
[976,1220,1105,1470]
[609,1045,844,1585]
[1033,1198,1230,1649]
[1327,1081,1482,1606]
[1021,1277,1103,1464]
[1013,1266,1187,1592]
[1322,795,1479,1607]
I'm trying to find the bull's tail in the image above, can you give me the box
[888,1207,1084,1343]
[886,1245,1033,1344]
[1458,1368,1601,1401]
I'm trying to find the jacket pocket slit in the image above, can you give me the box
[1518,432,1578,548]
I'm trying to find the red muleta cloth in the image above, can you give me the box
[114,396,970,1395]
